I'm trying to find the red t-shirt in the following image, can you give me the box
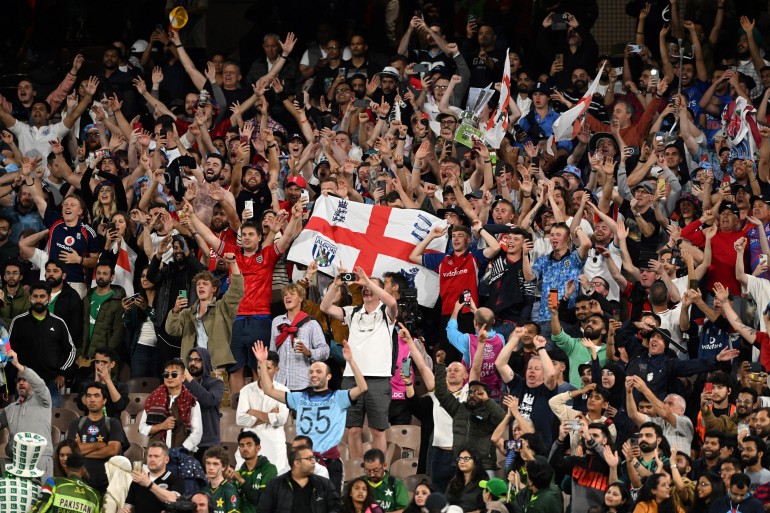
[205,227,238,271]
[424,249,487,315]
[218,240,280,315]
[757,331,770,373]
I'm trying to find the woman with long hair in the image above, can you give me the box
[601,482,632,513]
[404,481,436,513]
[688,472,724,513]
[445,447,486,512]
[53,439,80,477]
[341,476,383,513]
[98,210,148,296]
[123,265,159,377]
[633,473,685,513]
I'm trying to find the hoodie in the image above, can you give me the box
[184,346,225,449]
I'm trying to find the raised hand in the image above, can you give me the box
[252,341,268,362]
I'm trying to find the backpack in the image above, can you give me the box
[350,303,399,376]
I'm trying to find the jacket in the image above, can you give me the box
[9,310,76,381]
[52,282,85,350]
[0,286,30,326]
[146,251,203,332]
[165,274,243,369]
[122,298,157,356]
[433,363,507,470]
[81,285,126,357]
[183,347,225,448]
[700,405,745,436]
[513,483,563,513]
[255,471,339,513]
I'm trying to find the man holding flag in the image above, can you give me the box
[518,82,573,153]
[485,49,521,149]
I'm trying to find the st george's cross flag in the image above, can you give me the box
[484,48,512,149]
[547,63,606,153]
[287,195,447,307]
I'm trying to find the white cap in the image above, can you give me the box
[131,39,149,53]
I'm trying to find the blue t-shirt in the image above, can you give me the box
[747,223,770,279]
[683,79,710,119]
[531,249,586,322]
[43,206,99,284]
[286,389,352,454]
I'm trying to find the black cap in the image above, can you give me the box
[718,202,740,216]
[532,82,551,95]
[578,363,593,376]
[751,195,770,207]
[436,205,468,222]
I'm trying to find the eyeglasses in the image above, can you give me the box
[439,120,456,126]
[736,399,754,404]
[697,482,711,487]
[364,466,384,474]
[335,88,351,94]
[589,281,606,288]
[434,85,449,90]
[298,456,317,462]
[15,377,26,383]
[188,357,202,363]
[720,468,736,474]
[327,46,339,50]
[456,456,472,462]
[162,372,180,379]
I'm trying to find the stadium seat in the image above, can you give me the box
[50,425,61,445]
[125,393,149,418]
[404,473,432,493]
[342,458,364,483]
[385,425,421,459]
[124,442,145,463]
[123,422,149,447]
[219,440,239,466]
[389,458,419,480]
[60,393,81,412]
[51,408,81,434]
[220,422,242,442]
[126,377,161,394]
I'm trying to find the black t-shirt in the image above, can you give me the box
[619,199,659,265]
[505,374,557,446]
[125,470,186,513]
[487,253,535,323]
[236,186,272,221]
[290,478,314,513]
[66,416,128,493]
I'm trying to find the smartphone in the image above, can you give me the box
[704,382,713,393]
[460,289,472,305]
[338,67,347,77]
[126,293,142,303]
[749,372,764,381]
[650,68,659,77]
[555,53,564,64]
[402,357,412,378]
[549,288,558,306]
[761,254,768,267]
[179,290,187,299]
[614,67,624,76]
[376,180,387,191]
[413,63,430,73]
[107,222,117,232]
[132,122,142,131]
[657,176,666,194]
[354,99,370,108]
[244,200,254,214]
[628,44,643,53]
[531,156,540,167]
[567,420,581,431]
[339,272,358,283]
[630,434,640,446]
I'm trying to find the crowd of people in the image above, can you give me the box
[3,0,770,513]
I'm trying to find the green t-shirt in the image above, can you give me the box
[237,456,278,513]
[29,476,101,513]
[88,290,114,338]
[206,479,241,513]
[367,473,409,512]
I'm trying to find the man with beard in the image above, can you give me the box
[735,17,769,100]
[558,66,609,122]
[246,34,300,94]
[341,34,380,79]
[183,348,225,462]
[0,216,18,262]
[702,386,758,436]
[740,436,770,490]
[9,281,76,407]
[4,183,45,243]
[231,141,274,223]
[42,259,84,354]
[626,376,693,454]
[146,234,204,364]
[398,17,457,75]
[695,371,736,442]
[700,68,742,145]
[693,430,727,480]
[256,339,366,493]
[624,422,668,480]
[461,23,505,88]
[188,154,238,228]
[0,260,29,326]
[584,77,668,148]
[0,349,54,479]
[582,209,622,302]
[236,349,290,474]
[495,327,557,447]
[551,298,608,387]
[79,264,125,362]
[308,38,346,98]
[0,76,97,160]
[202,203,239,272]
[486,227,536,328]
[550,420,618,512]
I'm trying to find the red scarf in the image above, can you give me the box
[274,311,309,349]
[144,385,197,436]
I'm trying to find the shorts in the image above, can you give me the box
[343,376,391,431]
[230,315,271,371]
[388,399,412,425]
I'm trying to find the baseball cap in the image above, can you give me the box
[287,133,305,144]
[131,39,148,53]
[731,183,751,196]
[718,202,740,216]
[557,164,584,186]
[479,478,508,499]
[465,189,484,200]
[286,175,307,189]
[632,182,654,194]
[532,82,551,95]
[751,195,770,207]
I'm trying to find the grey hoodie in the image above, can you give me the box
[184,346,225,448]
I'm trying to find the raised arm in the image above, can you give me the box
[253,341,287,403]
[495,327,525,383]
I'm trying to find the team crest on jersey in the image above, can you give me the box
[563,260,571,268]
[231,495,237,504]
[87,425,99,435]
[256,255,263,264]
[64,236,75,246]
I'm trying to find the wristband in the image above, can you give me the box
[523,194,532,198]
[174,44,182,48]
[281,53,288,59]
[378,115,387,120]
[536,347,547,352]
[484,159,491,163]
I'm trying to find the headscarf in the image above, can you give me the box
[102,455,132,513]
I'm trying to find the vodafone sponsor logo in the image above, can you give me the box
[442,268,469,278]
[64,236,75,246]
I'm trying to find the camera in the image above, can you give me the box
[339,272,358,283]
[552,13,569,30]
[398,286,422,334]
[165,499,197,512]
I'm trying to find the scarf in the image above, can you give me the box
[144,385,197,436]
[274,311,310,349]
[313,446,341,468]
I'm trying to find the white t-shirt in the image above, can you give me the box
[583,244,622,301]
[429,385,468,448]
[9,120,69,160]
[342,302,396,377]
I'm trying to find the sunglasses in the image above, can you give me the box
[162,372,180,379]
[187,357,202,363]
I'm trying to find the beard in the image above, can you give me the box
[95,278,110,288]
[205,171,221,183]
[46,276,63,288]
[639,441,658,453]
[31,302,47,313]
[0,231,8,242]
[737,48,750,59]
[743,454,759,467]
[573,80,587,90]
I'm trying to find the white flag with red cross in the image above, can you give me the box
[287,196,447,307]
[547,63,606,154]
[484,48,511,149]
